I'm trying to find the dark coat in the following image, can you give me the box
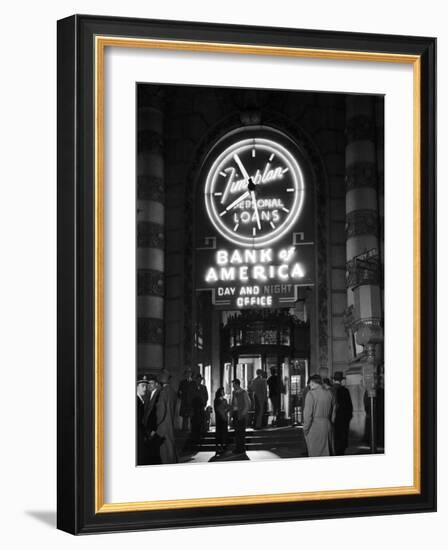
[136,395,148,464]
[191,384,209,439]
[143,388,160,434]
[192,384,209,413]
[178,378,197,417]
[214,396,229,423]
[267,374,281,398]
[156,385,178,464]
[332,383,353,454]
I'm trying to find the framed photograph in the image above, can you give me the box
[57,15,436,534]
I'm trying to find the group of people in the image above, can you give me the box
[249,367,285,429]
[177,368,210,443]
[212,367,283,457]
[137,368,211,464]
[137,366,354,464]
[302,371,353,457]
[214,379,251,455]
[136,370,178,465]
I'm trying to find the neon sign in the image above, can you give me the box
[199,245,312,309]
[196,128,315,309]
[204,247,305,283]
[204,138,305,249]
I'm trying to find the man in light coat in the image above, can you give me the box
[303,374,336,457]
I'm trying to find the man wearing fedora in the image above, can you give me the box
[191,373,209,444]
[155,370,178,464]
[136,375,149,464]
[177,367,196,432]
[332,371,353,455]
[143,375,161,464]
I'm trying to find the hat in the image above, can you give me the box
[137,375,149,385]
[333,371,345,382]
[158,370,170,384]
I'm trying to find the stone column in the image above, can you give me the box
[344,95,383,441]
[137,87,165,377]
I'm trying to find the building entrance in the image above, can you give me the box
[219,309,310,426]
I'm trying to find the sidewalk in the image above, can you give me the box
[176,426,383,463]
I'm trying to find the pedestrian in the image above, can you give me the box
[213,387,229,454]
[249,369,267,429]
[191,374,209,444]
[177,367,196,432]
[231,379,251,454]
[155,370,178,464]
[136,375,149,464]
[143,375,161,464]
[267,367,281,425]
[331,371,353,455]
[261,369,269,427]
[303,374,336,457]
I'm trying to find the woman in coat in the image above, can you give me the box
[213,387,229,454]
[303,375,336,457]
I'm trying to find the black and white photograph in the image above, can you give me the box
[0,0,439,542]
[135,83,385,466]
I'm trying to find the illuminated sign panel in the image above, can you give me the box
[195,127,315,309]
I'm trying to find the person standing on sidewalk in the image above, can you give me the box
[136,376,149,464]
[331,371,353,455]
[155,370,178,464]
[177,367,196,432]
[191,373,209,444]
[267,367,281,426]
[249,369,267,429]
[143,375,161,464]
[303,374,336,457]
[213,387,229,454]
[231,379,251,454]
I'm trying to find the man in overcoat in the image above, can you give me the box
[303,374,336,457]
[155,370,178,464]
[191,373,209,443]
[332,371,353,455]
[177,368,196,432]
[136,376,149,464]
[267,367,282,425]
[143,375,161,464]
[231,379,251,454]
[249,369,267,429]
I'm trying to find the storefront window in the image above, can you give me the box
[245,329,261,345]
[262,330,277,345]
[280,327,291,346]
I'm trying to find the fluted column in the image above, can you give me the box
[344,96,383,444]
[137,87,165,377]
[345,96,383,341]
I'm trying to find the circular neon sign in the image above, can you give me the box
[204,136,305,248]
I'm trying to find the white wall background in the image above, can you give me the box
[0,0,445,546]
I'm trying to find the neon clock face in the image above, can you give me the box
[204,137,305,248]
